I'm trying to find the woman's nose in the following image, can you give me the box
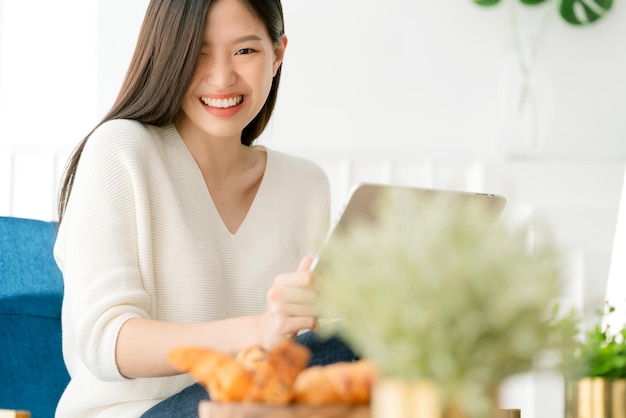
[207,57,236,88]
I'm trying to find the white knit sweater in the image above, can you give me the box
[54,119,330,417]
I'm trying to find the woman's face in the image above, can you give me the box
[177,0,286,143]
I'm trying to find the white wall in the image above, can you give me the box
[1,1,625,417]
[0,1,99,147]
[2,1,624,157]
[271,0,626,160]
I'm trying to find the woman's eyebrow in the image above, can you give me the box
[202,34,264,48]
[233,34,264,43]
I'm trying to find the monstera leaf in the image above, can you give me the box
[473,0,613,25]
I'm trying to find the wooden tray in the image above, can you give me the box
[198,401,371,418]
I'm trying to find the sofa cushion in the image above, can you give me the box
[0,216,69,417]
[0,216,63,317]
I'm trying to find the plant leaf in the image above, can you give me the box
[474,0,501,6]
[520,0,549,5]
[560,0,613,25]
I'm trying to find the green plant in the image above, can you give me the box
[473,0,613,25]
[315,190,579,417]
[565,305,626,380]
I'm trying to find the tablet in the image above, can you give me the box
[310,182,507,272]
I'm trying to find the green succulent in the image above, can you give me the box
[473,0,613,25]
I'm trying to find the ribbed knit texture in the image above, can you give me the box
[53,119,330,417]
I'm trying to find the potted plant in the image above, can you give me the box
[315,189,579,418]
[563,305,626,418]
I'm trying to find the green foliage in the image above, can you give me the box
[564,306,626,379]
[520,0,548,5]
[472,0,613,25]
[560,0,613,25]
[315,191,578,416]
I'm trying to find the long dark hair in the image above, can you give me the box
[57,0,285,223]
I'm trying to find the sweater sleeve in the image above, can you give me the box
[55,120,155,381]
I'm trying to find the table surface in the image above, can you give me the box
[198,402,521,418]
[198,402,371,418]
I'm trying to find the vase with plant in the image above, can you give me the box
[315,189,579,418]
[563,304,626,418]
[472,0,614,158]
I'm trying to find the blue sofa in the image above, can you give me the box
[0,216,69,417]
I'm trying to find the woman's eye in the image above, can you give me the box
[235,48,255,56]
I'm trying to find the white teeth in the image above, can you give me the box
[201,96,243,108]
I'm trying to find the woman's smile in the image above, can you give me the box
[200,95,244,108]
[200,95,246,117]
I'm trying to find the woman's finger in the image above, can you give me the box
[267,285,317,307]
[297,256,313,272]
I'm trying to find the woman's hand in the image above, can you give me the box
[261,256,318,350]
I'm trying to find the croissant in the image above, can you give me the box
[292,359,379,405]
[168,346,253,402]
[235,344,268,371]
[169,339,310,404]
[169,340,378,405]
[244,339,310,404]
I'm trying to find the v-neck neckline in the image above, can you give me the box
[218,149,269,237]
[168,125,271,238]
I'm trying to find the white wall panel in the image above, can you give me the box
[0,148,11,215]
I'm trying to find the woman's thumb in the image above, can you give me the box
[297,256,313,272]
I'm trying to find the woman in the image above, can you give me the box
[54,0,355,416]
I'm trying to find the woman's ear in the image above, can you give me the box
[273,34,288,76]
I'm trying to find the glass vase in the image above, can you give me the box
[498,40,552,159]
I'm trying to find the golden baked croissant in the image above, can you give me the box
[168,346,253,402]
[235,344,268,371]
[169,340,378,405]
[169,339,309,404]
[243,339,310,404]
[292,359,379,405]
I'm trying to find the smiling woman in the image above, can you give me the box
[51,1,357,418]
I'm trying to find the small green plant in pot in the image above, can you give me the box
[571,307,626,379]
[315,189,579,418]
[563,305,626,418]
